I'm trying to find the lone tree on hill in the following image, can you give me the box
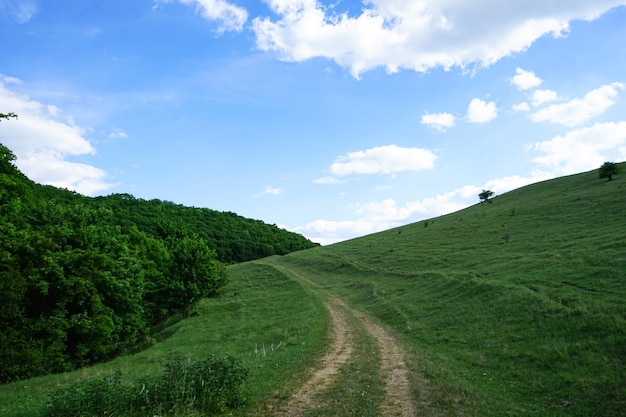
[479,189,494,204]
[598,161,622,181]
[0,112,18,122]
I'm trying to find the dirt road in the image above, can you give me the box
[265,262,417,416]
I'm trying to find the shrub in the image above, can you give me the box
[44,355,248,417]
[139,354,248,415]
[44,371,129,417]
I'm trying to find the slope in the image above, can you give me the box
[270,163,626,416]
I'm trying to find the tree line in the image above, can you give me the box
[0,141,317,383]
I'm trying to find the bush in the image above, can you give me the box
[44,371,129,417]
[139,355,248,415]
[44,355,248,417]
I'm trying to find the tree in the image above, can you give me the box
[479,189,494,204]
[598,161,622,181]
[167,237,227,316]
[0,112,18,121]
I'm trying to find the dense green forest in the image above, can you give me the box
[0,142,317,383]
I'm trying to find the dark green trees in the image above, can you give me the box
[0,140,315,382]
[165,236,227,316]
[0,143,231,381]
[598,161,623,181]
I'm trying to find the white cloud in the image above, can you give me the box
[0,77,116,195]
[531,82,624,126]
[109,128,128,139]
[255,185,283,197]
[294,218,387,246]
[373,185,392,191]
[313,176,347,184]
[329,144,437,177]
[531,89,559,106]
[467,98,497,123]
[510,67,543,90]
[528,121,626,175]
[0,0,38,24]
[252,1,626,78]
[513,102,530,112]
[157,0,247,33]
[421,112,456,131]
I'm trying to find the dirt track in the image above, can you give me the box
[265,260,417,416]
[277,299,355,416]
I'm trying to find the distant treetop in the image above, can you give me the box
[478,189,494,204]
[598,161,622,181]
[0,112,18,121]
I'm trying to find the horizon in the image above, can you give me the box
[1,1,626,244]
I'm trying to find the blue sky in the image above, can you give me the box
[1,0,626,244]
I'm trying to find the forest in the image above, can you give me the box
[0,142,317,383]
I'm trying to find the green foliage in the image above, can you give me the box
[0,256,328,417]
[144,235,228,320]
[478,189,494,203]
[0,112,18,121]
[598,161,623,181]
[93,194,318,264]
[139,355,248,415]
[43,371,129,417]
[0,141,314,383]
[43,355,248,417]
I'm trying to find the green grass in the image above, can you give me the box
[0,262,328,417]
[1,164,625,416]
[271,165,626,416]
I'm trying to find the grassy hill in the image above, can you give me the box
[1,163,624,416]
[273,163,626,416]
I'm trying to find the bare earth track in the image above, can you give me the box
[277,299,354,416]
[265,262,417,416]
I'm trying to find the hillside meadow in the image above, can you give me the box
[273,164,626,416]
[1,163,624,416]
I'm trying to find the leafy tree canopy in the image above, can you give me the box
[0,112,18,121]
[478,189,494,204]
[598,161,623,181]
[0,142,316,382]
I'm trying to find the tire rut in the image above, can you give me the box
[275,299,354,416]
[263,261,417,416]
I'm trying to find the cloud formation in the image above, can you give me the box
[328,144,437,177]
[531,82,624,126]
[510,67,543,90]
[157,0,248,32]
[252,1,626,78]
[529,121,626,175]
[0,76,115,195]
[0,0,38,24]
[421,112,456,130]
[467,98,497,123]
[531,89,559,106]
[261,185,283,196]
